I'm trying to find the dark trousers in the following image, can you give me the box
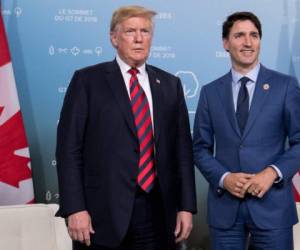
[73,185,169,250]
[210,201,293,250]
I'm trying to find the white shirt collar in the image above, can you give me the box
[116,54,147,76]
[231,63,260,85]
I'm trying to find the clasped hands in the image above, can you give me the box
[223,166,278,199]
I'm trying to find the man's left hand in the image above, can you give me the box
[242,167,278,198]
[174,211,193,243]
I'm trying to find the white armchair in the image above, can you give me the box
[0,203,71,250]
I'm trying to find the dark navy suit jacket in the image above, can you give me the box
[56,60,197,247]
[193,65,300,229]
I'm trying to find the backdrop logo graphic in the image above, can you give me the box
[150,46,175,59]
[1,10,11,16]
[14,7,22,17]
[70,46,80,56]
[175,71,199,99]
[156,12,174,20]
[58,86,67,93]
[49,45,55,56]
[216,51,229,58]
[58,48,68,54]
[45,190,59,202]
[54,8,98,23]
[2,7,22,17]
[95,46,103,56]
[49,45,102,57]
[82,49,93,55]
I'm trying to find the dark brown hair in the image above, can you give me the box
[222,11,262,39]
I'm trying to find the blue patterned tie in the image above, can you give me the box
[236,77,250,134]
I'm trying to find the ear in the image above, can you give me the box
[110,31,118,48]
[223,38,229,52]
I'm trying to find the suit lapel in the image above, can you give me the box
[146,65,162,145]
[217,72,241,137]
[105,60,137,138]
[242,65,272,139]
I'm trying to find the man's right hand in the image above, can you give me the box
[67,210,95,246]
[223,173,254,198]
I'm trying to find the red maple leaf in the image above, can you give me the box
[0,109,32,187]
[0,13,11,67]
[294,172,300,202]
[293,186,300,202]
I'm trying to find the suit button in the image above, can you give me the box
[216,188,223,196]
[239,145,243,149]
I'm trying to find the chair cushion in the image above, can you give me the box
[0,204,60,250]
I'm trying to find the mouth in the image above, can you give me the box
[240,49,255,56]
[133,48,144,51]
[132,48,145,55]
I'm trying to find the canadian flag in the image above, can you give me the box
[0,9,34,204]
[293,172,300,202]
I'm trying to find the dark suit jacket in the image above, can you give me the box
[193,65,300,229]
[56,60,197,247]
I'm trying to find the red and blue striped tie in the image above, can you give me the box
[128,68,155,192]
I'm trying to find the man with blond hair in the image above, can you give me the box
[56,5,196,250]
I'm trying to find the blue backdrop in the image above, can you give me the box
[2,0,300,249]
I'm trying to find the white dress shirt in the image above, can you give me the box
[219,63,282,188]
[116,55,154,126]
[231,64,259,111]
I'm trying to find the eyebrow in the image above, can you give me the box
[233,31,259,36]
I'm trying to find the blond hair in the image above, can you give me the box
[110,5,157,32]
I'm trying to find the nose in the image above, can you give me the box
[134,31,143,43]
[243,35,252,46]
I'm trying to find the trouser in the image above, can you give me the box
[210,201,293,250]
[73,184,170,250]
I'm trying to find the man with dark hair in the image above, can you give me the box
[193,11,300,250]
[222,12,262,39]
[56,5,196,250]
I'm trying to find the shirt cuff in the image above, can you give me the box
[219,172,230,188]
[269,165,283,183]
